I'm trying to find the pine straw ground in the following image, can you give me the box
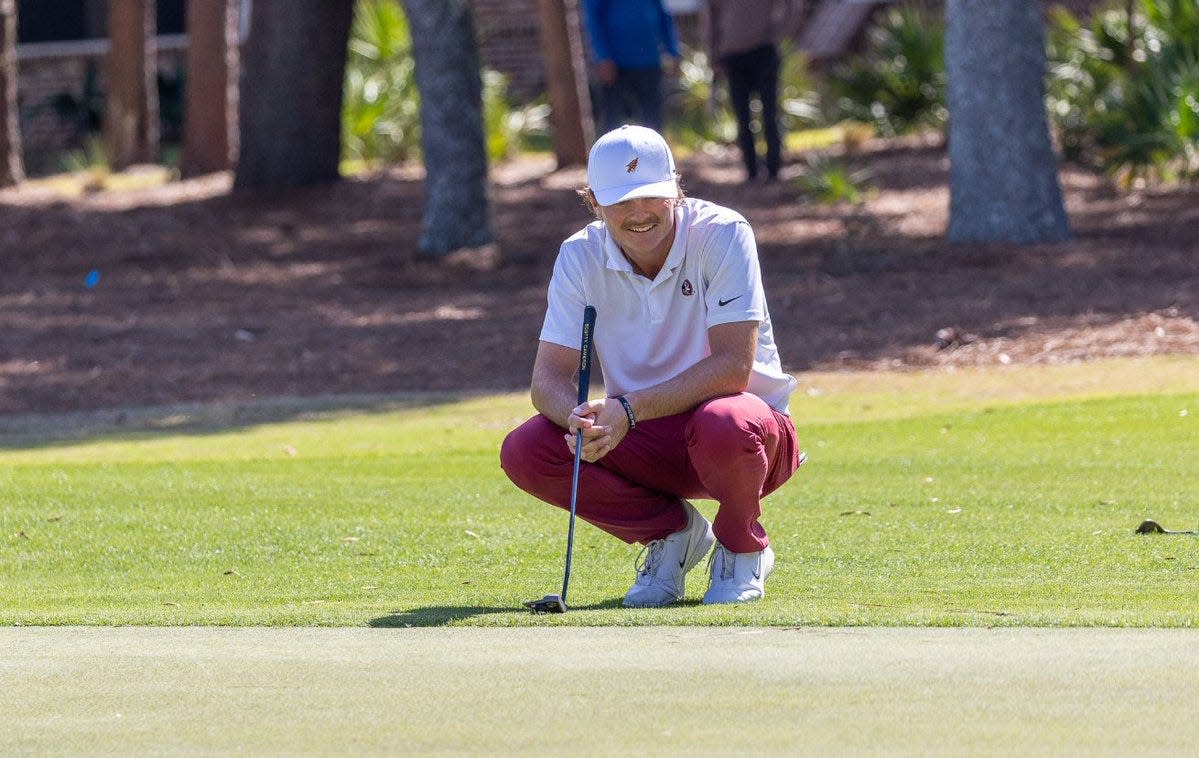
[0,136,1196,416]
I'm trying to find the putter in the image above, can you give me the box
[526,305,597,614]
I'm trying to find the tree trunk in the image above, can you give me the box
[945,0,1071,243]
[0,0,22,186]
[181,0,239,177]
[401,0,493,257]
[104,0,158,169]
[234,0,355,189]
[536,0,593,167]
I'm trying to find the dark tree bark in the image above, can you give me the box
[104,0,158,169]
[181,0,239,177]
[536,0,593,167]
[401,0,492,257]
[945,0,1071,243]
[0,0,22,186]
[234,0,355,189]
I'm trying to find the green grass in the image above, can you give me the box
[2,356,1197,627]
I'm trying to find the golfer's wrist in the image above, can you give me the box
[614,395,636,431]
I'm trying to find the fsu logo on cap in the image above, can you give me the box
[681,279,694,296]
[626,157,638,173]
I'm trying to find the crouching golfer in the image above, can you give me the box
[501,125,804,606]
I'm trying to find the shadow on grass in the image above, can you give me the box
[0,390,486,453]
[370,598,626,626]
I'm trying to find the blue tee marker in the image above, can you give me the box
[84,270,101,289]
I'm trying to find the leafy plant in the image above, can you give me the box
[794,153,871,204]
[342,0,545,167]
[58,136,110,192]
[1047,0,1199,185]
[777,42,821,129]
[341,0,422,167]
[482,70,552,162]
[822,7,947,138]
[665,47,737,151]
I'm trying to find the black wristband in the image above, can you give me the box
[616,395,636,431]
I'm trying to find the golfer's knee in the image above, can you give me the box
[687,400,759,458]
[500,415,563,490]
[500,429,532,489]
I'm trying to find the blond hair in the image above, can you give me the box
[575,176,687,219]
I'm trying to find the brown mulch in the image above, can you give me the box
[1,138,1196,416]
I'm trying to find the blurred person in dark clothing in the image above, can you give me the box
[707,0,802,181]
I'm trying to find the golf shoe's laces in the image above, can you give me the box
[634,539,667,579]
[705,544,735,589]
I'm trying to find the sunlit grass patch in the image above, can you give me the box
[2,357,1196,627]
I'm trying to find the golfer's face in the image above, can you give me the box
[599,196,677,264]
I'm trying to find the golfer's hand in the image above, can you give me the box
[566,399,629,462]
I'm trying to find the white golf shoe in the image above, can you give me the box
[702,542,775,604]
[622,501,715,608]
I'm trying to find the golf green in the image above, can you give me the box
[4,626,1198,753]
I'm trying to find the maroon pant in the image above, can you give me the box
[500,393,803,553]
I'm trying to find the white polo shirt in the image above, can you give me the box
[540,197,797,414]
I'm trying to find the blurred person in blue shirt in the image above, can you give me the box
[582,0,682,134]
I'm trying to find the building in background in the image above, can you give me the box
[15,0,188,172]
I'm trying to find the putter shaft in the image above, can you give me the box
[561,428,583,602]
[528,305,595,615]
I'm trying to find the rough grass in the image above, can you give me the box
[1,356,1196,626]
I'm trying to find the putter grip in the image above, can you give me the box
[577,306,596,405]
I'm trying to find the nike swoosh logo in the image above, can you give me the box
[679,535,691,568]
[717,295,742,307]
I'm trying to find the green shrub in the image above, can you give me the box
[1045,7,1114,163]
[482,70,553,161]
[342,0,541,166]
[342,0,421,166]
[777,43,822,129]
[1047,0,1199,185]
[794,153,871,205]
[665,48,737,151]
[58,136,111,192]
[822,7,947,138]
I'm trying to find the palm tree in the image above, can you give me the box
[401,0,493,257]
[0,0,22,186]
[945,0,1071,243]
[234,0,356,188]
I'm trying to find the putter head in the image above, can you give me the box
[1135,519,1199,535]
[1136,519,1167,534]
[524,594,567,614]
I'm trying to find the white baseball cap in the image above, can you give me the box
[587,125,679,207]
